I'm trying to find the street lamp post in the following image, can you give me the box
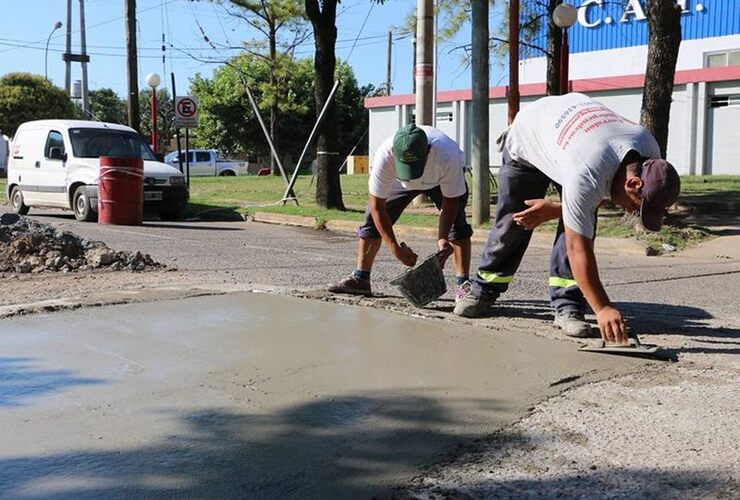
[553,3,578,95]
[146,73,161,154]
[45,21,63,81]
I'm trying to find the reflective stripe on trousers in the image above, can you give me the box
[472,147,587,313]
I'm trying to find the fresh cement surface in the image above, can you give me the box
[0,292,646,499]
[0,209,738,498]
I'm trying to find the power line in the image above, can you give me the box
[0,0,180,55]
[0,32,399,53]
[345,2,375,61]
[0,31,410,60]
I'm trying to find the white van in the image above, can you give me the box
[6,120,189,221]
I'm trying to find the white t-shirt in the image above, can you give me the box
[368,125,467,199]
[506,93,661,238]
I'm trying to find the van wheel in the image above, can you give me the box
[73,186,97,222]
[10,186,30,215]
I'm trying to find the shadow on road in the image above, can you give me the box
[0,357,105,407]
[184,203,245,222]
[0,391,504,499]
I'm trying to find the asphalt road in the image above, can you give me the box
[24,209,740,323]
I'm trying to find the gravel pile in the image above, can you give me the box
[0,212,164,274]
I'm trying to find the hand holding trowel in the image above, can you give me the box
[580,324,660,358]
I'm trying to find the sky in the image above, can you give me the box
[0,0,510,100]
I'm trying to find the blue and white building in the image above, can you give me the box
[366,0,740,175]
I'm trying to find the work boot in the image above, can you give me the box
[328,274,372,297]
[453,290,497,318]
[453,280,472,304]
[553,310,593,338]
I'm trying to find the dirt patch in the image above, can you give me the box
[0,212,165,274]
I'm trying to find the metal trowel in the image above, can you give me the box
[579,331,661,358]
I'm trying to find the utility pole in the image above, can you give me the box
[65,0,72,94]
[385,31,392,96]
[415,0,433,125]
[126,0,141,131]
[79,0,89,118]
[508,0,520,124]
[432,0,438,127]
[471,0,490,225]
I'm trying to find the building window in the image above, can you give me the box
[709,95,740,108]
[705,50,740,68]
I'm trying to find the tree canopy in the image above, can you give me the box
[190,53,371,167]
[88,88,127,124]
[0,73,75,136]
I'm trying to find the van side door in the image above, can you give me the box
[38,130,70,207]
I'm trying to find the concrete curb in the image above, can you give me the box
[252,212,320,229]
[252,211,648,255]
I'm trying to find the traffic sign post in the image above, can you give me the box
[175,96,198,188]
[175,96,199,128]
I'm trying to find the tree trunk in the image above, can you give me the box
[546,0,563,96]
[640,0,682,159]
[306,0,345,210]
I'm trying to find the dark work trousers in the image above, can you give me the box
[471,148,587,314]
[357,185,474,242]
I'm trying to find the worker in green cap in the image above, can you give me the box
[329,124,473,301]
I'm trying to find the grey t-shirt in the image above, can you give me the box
[506,93,661,238]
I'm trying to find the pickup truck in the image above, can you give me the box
[164,149,249,177]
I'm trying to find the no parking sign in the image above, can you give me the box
[175,96,199,128]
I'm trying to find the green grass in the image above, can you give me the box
[186,173,737,251]
[186,174,446,227]
[679,175,740,195]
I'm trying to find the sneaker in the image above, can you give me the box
[328,274,372,296]
[453,280,472,303]
[453,291,497,318]
[553,311,593,338]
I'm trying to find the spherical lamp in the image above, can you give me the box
[553,3,578,29]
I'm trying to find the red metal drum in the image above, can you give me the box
[98,156,144,225]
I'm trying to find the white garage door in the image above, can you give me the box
[706,94,740,175]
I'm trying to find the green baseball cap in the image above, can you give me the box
[392,124,429,181]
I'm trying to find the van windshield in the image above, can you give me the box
[69,128,157,161]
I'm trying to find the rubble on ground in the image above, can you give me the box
[0,212,164,274]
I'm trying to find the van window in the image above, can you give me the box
[195,151,211,162]
[44,131,65,159]
[69,128,157,161]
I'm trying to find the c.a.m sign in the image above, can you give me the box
[524,0,739,56]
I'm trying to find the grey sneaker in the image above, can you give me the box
[328,274,372,296]
[453,291,497,318]
[553,311,593,338]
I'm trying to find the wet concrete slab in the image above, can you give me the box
[0,293,648,499]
